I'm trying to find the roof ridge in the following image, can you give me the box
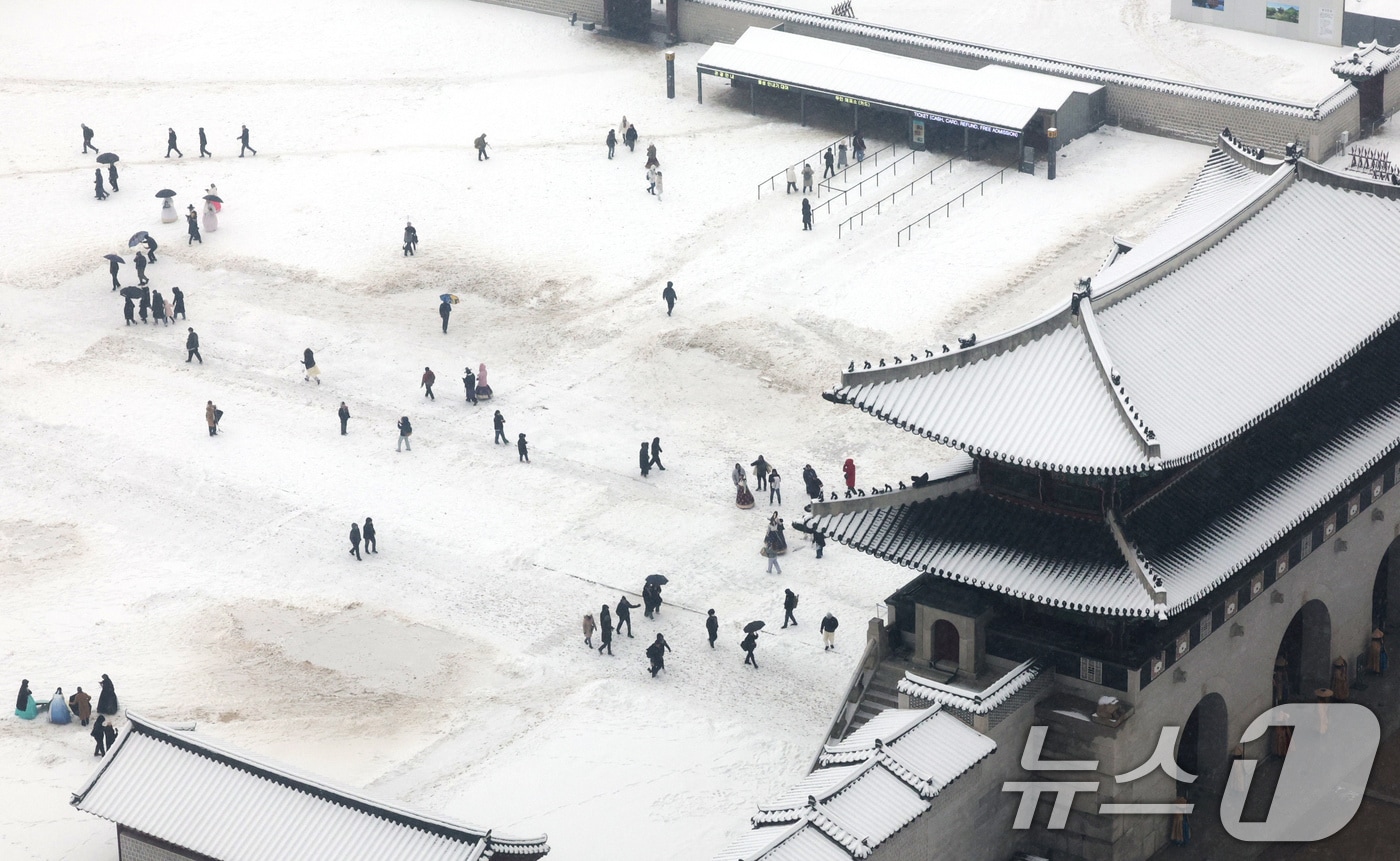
[1075,296,1160,459]
[1105,508,1168,619]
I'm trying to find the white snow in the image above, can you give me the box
[0,1,1212,859]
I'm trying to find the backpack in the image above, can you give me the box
[792,593,799,607]
[400,419,412,435]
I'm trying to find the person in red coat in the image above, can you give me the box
[843,458,856,491]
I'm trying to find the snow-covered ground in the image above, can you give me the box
[0,1,1212,858]
[777,0,1347,101]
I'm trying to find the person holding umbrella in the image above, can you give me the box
[123,296,136,325]
[439,296,451,333]
[138,287,150,324]
[142,232,159,262]
[94,168,108,200]
[166,128,182,158]
[238,125,256,157]
[742,624,761,668]
[105,254,123,290]
[134,250,148,286]
[107,160,119,193]
[156,189,178,224]
[186,205,202,244]
[202,194,220,233]
[82,123,97,154]
[198,127,211,158]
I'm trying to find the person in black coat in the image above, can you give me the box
[349,522,362,560]
[518,433,529,463]
[750,455,770,491]
[742,631,759,668]
[338,401,351,435]
[802,464,822,499]
[363,518,377,553]
[82,123,97,154]
[94,169,108,200]
[782,588,799,628]
[238,125,257,157]
[615,595,640,637]
[186,328,202,363]
[439,299,451,332]
[493,410,506,444]
[138,287,150,324]
[123,298,135,325]
[625,123,638,152]
[91,715,109,756]
[103,719,117,753]
[462,368,477,404]
[404,223,418,257]
[152,290,167,325]
[134,251,149,285]
[801,197,813,231]
[143,234,158,263]
[813,530,826,559]
[647,634,671,677]
[16,679,31,713]
[597,605,614,655]
[606,128,617,159]
[639,442,651,478]
[186,207,202,244]
[706,609,719,648]
[166,128,182,158]
[821,613,839,650]
[303,348,320,384]
[108,257,120,290]
[823,146,835,178]
[198,127,211,158]
[650,437,665,471]
[170,286,184,319]
[107,162,119,193]
[662,281,677,316]
[96,674,118,715]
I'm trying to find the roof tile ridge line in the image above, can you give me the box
[758,758,885,816]
[808,468,979,517]
[898,658,1039,710]
[1089,137,1294,307]
[1156,308,1400,472]
[736,818,813,858]
[824,704,940,755]
[70,710,139,806]
[1076,300,1159,459]
[871,747,937,798]
[116,711,544,849]
[1105,508,1167,617]
[805,798,876,858]
[688,0,1337,114]
[1163,405,1400,615]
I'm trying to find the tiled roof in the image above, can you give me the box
[894,659,1045,717]
[1332,41,1400,79]
[833,143,1400,475]
[71,712,549,861]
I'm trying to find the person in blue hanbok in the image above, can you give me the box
[48,688,72,724]
[15,680,37,719]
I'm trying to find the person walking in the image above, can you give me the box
[782,589,799,628]
[139,287,151,324]
[616,595,640,638]
[741,631,759,668]
[625,123,638,152]
[653,169,663,200]
[71,687,93,726]
[764,545,782,575]
[338,401,351,435]
[134,251,149,285]
[108,256,121,290]
[123,298,136,326]
[650,437,665,471]
[199,127,211,157]
[404,222,418,256]
[706,609,719,648]
[363,517,377,553]
[801,198,813,231]
[750,456,770,491]
[303,348,321,384]
[647,634,671,678]
[821,613,839,651]
[82,123,97,154]
[152,290,168,325]
[493,410,506,444]
[583,613,597,648]
[186,328,202,363]
[397,416,413,451]
[107,161,119,193]
[97,674,118,715]
[646,166,656,195]
[606,128,617,159]
[421,366,436,400]
[837,142,848,170]
[785,165,798,194]
[769,469,782,505]
[823,147,835,179]
[639,441,651,478]
[597,605,614,655]
[802,464,823,500]
[801,162,814,192]
[813,530,826,559]
[91,715,111,756]
[645,142,658,168]
[462,367,477,404]
[166,128,182,158]
[205,401,220,436]
[662,281,677,316]
[186,206,202,244]
[94,168,108,200]
[144,233,159,263]
[853,131,866,162]
[517,433,529,463]
[843,457,856,492]
[474,133,490,160]
[170,286,185,319]
[439,298,451,333]
[238,125,257,157]
[349,522,362,561]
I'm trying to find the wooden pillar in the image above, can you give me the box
[800,92,806,126]
[750,81,756,115]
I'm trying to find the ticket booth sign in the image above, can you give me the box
[911,118,926,150]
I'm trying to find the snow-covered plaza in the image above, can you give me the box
[0,0,1238,857]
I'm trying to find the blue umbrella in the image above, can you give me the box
[128,231,149,248]
[439,294,460,304]
[103,254,125,264]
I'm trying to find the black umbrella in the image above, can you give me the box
[645,574,668,586]
[120,286,143,299]
[155,189,177,199]
[744,621,765,634]
[96,153,120,164]
[103,254,125,264]
[128,230,150,248]
[202,194,223,204]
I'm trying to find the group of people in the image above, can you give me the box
[122,285,185,327]
[638,437,664,477]
[583,593,673,678]
[15,674,121,755]
[156,125,256,159]
[733,458,783,509]
[783,132,868,230]
[348,517,378,560]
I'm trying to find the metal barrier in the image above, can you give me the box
[757,134,853,200]
[896,166,1012,247]
[815,141,898,198]
[835,156,959,238]
[817,147,925,213]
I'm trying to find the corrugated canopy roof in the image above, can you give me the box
[72,712,549,861]
[698,28,1102,135]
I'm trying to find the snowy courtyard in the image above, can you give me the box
[0,1,1220,858]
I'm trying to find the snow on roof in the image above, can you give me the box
[1333,41,1400,79]
[895,660,1045,718]
[698,28,1099,134]
[71,712,549,861]
[834,142,1400,475]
